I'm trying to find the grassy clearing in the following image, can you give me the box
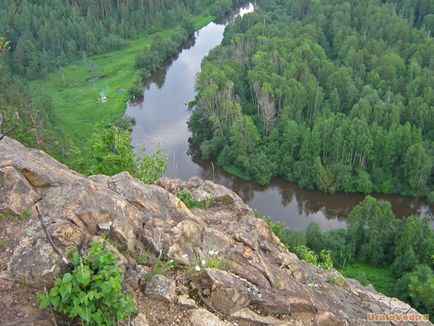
[340,261,396,297]
[28,13,214,150]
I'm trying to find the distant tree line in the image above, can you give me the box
[265,196,434,320]
[189,0,434,199]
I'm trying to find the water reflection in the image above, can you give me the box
[126,2,433,230]
[144,37,197,90]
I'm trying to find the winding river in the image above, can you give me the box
[125,2,433,230]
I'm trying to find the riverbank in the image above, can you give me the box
[28,13,214,156]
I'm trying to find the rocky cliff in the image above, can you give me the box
[0,136,431,326]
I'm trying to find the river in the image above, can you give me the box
[125,2,433,230]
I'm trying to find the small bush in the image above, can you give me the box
[37,241,137,325]
[176,189,214,209]
[294,245,318,265]
[137,150,167,184]
[129,81,143,99]
[426,191,434,204]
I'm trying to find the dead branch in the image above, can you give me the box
[36,203,69,265]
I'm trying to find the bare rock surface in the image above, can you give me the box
[177,294,198,309]
[0,136,431,326]
[144,274,176,303]
[190,308,230,326]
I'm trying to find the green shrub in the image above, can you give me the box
[128,81,143,99]
[75,126,166,184]
[294,245,318,265]
[176,189,214,209]
[137,150,167,184]
[427,191,434,204]
[264,218,306,250]
[37,241,137,325]
[318,249,334,270]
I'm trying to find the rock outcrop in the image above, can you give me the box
[0,136,431,326]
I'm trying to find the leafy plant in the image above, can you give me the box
[176,189,214,209]
[318,250,334,270]
[37,241,137,325]
[294,245,318,266]
[293,246,334,270]
[137,150,167,184]
[74,125,166,184]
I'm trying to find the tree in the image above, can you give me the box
[404,143,432,191]
[347,196,395,265]
[395,265,434,317]
[85,126,166,184]
[306,222,323,252]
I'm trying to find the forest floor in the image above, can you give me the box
[340,261,396,297]
[28,13,214,149]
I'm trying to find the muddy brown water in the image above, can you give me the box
[125,2,433,230]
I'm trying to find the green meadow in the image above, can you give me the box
[29,14,214,147]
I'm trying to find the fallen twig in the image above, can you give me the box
[36,203,69,265]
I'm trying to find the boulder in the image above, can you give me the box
[144,275,176,303]
[0,166,39,216]
[177,294,197,309]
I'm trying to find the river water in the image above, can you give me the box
[125,2,433,230]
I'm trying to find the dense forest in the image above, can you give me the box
[189,0,434,199]
[264,196,434,320]
[0,0,243,162]
[0,0,244,79]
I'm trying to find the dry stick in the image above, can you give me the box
[36,203,69,265]
[0,125,18,140]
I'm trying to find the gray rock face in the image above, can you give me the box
[144,274,176,303]
[0,136,431,326]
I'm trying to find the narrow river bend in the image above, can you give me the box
[125,2,433,230]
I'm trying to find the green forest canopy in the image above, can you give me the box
[0,0,244,79]
[189,0,434,198]
[0,0,243,163]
